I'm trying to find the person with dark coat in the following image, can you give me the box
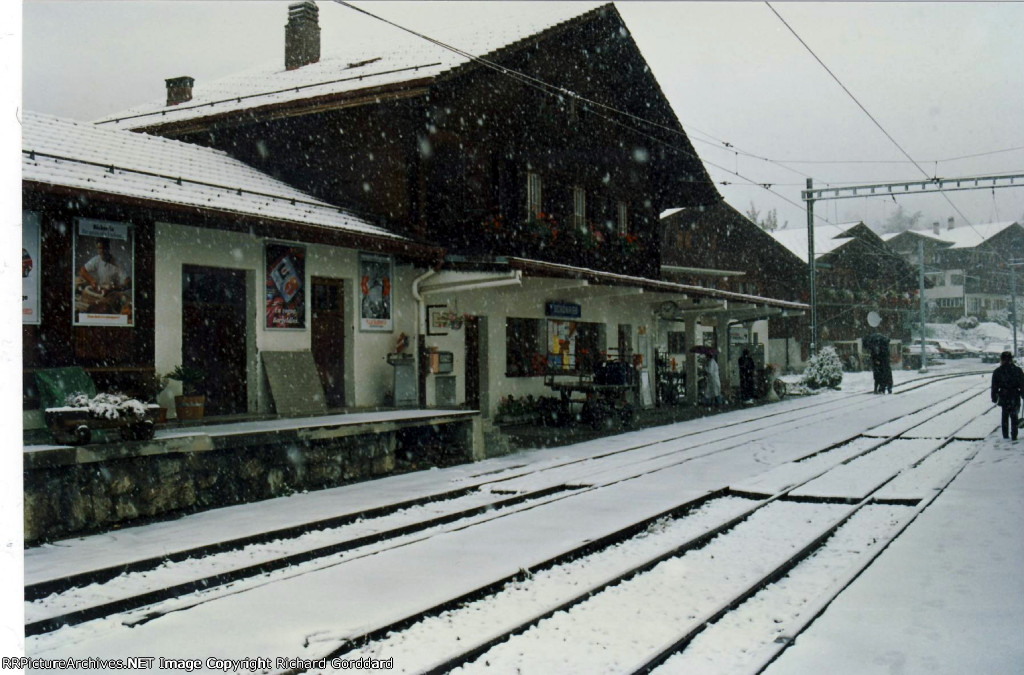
[738,349,756,402]
[991,351,1024,440]
[866,333,893,394]
[878,335,893,394]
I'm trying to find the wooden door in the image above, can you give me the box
[182,265,248,416]
[312,277,345,408]
[464,316,480,410]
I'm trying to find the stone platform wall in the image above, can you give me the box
[24,414,480,544]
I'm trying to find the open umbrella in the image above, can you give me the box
[689,345,719,357]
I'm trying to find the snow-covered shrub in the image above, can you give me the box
[956,315,979,330]
[65,392,148,420]
[802,346,843,390]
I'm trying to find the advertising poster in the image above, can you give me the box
[266,242,306,329]
[22,211,40,325]
[73,218,134,326]
[359,253,393,332]
[547,319,577,371]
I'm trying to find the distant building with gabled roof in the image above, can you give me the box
[886,218,1024,321]
[771,220,918,365]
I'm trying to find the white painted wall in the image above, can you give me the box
[421,279,663,417]
[154,222,417,412]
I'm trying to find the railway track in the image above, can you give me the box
[25,372,993,658]
[324,393,988,675]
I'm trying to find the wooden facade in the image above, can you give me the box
[134,5,715,281]
[813,224,919,345]
[660,202,807,302]
[21,181,438,411]
[23,190,157,408]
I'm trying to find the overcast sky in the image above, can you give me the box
[15,1,1024,233]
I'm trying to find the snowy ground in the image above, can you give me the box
[11,358,1024,674]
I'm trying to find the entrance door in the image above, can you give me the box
[464,316,480,410]
[312,277,345,408]
[182,265,248,416]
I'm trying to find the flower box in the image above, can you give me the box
[45,393,161,445]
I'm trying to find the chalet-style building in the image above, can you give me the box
[660,202,809,373]
[886,219,1024,322]
[22,111,440,419]
[772,221,918,366]
[91,2,805,411]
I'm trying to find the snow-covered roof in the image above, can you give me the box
[22,111,403,241]
[880,230,949,245]
[902,221,1022,249]
[95,3,604,131]
[505,256,808,311]
[769,221,862,262]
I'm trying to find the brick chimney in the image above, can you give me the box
[947,216,955,230]
[932,221,940,236]
[165,76,194,106]
[285,2,320,71]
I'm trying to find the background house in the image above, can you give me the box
[772,221,918,367]
[886,219,1024,323]
[660,201,808,372]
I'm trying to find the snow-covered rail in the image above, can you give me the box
[299,386,989,675]
[24,373,992,659]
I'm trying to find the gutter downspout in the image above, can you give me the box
[418,270,522,413]
[412,263,443,408]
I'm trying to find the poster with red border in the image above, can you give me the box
[359,252,393,332]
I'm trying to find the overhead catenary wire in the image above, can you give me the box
[333,0,860,236]
[333,1,818,182]
[335,0,1010,270]
[763,1,998,248]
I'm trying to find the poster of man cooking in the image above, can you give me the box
[73,218,133,326]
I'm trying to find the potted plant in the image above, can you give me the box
[169,364,206,420]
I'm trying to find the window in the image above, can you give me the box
[547,320,604,374]
[617,201,628,235]
[667,331,686,354]
[527,172,542,217]
[506,317,544,377]
[573,187,587,231]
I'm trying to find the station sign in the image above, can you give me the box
[545,301,582,319]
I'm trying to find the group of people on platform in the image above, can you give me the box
[865,332,893,394]
[700,348,758,407]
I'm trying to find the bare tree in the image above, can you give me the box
[745,202,786,231]
[877,204,924,234]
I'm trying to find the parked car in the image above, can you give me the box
[935,340,967,358]
[903,343,942,369]
[954,341,982,358]
[982,343,1010,363]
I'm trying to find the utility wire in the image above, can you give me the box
[764,2,931,182]
[337,0,1003,269]
[764,2,994,249]
[334,1,814,182]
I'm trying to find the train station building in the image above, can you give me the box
[21,2,807,540]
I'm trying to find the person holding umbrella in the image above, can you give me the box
[703,353,722,406]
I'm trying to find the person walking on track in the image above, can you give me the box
[991,350,1024,441]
